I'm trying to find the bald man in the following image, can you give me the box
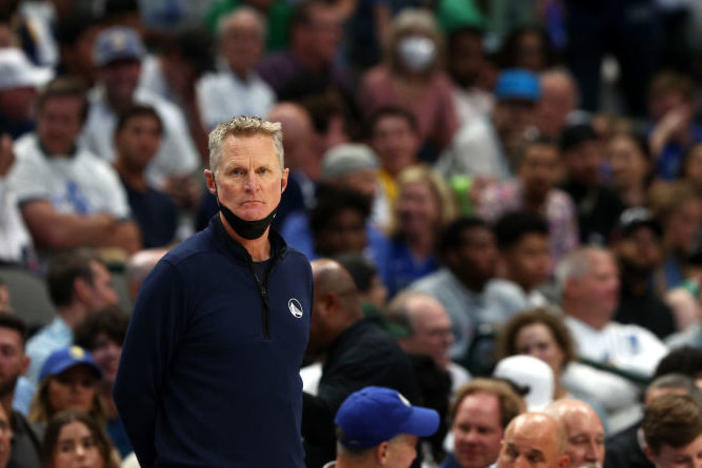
[546,399,605,468]
[267,102,319,229]
[303,259,420,467]
[497,413,570,468]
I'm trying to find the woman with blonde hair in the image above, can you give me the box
[378,165,457,297]
[29,346,105,427]
[358,8,459,159]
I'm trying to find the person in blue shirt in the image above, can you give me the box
[114,116,313,467]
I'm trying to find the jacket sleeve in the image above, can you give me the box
[113,260,188,467]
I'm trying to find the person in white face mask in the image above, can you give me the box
[358,9,460,161]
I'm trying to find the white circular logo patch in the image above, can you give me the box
[288,298,303,318]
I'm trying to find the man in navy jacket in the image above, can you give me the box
[114,116,313,467]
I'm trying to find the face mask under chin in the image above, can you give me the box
[218,200,278,240]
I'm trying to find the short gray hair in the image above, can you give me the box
[216,6,267,41]
[554,246,611,294]
[208,116,284,175]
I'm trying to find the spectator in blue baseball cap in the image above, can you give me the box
[437,68,541,182]
[327,385,440,468]
[28,346,103,426]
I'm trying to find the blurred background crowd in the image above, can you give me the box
[2,0,702,467]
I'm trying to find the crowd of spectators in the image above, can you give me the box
[3,0,702,467]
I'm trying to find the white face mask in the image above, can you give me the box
[397,35,436,72]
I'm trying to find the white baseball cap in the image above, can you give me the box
[0,48,54,91]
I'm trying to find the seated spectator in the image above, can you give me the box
[42,410,119,468]
[0,48,52,139]
[497,308,637,413]
[334,252,388,318]
[29,347,104,426]
[302,259,420,468]
[649,182,702,292]
[384,291,471,462]
[446,25,493,127]
[0,312,43,467]
[486,211,551,321]
[281,174,388,264]
[82,26,200,192]
[606,373,702,468]
[477,136,578,264]
[557,247,668,377]
[204,0,292,52]
[607,131,653,208]
[557,247,668,431]
[358,9,459,159]
[309,186,376,259]
[379,166,457,298]
[368,107,423,209]
[24,250,119,387]
[0,132,32,266]
[54,11,101,88]
[612,208,676,339]
[642,394,702,468]
[256,0,350,99]
[440,378,523,468]
[647,71,702,180]
[113,105,178,248]
[139,27,215,161]
[410,217,499,362]
[8,77,140,256]
[124,248,168,303]
[545,399,606,468]
[495,412,569,468]
[536,69,579,140]
[329,386,440,468]
[437,68,541,180]
[559,122,625,245]
[497,26,557,73]
[318,143,385,227]
[197,8,274,131]
[74,306,132,458]
[266,102,320,229]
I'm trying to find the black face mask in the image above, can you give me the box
[217,199,277,240]
[214,177,282,240]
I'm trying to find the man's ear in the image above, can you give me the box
[73,277,92,304]
[204,169,217,196]
[281,167,289,193]
[376,440,390,465]
[21,355,30,376]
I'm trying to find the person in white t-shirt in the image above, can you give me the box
[556,246,668,377]
[9,77,140,255]
[197,7,275,131]
[556,246,668,431]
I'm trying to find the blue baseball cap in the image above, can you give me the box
[39,346,102,381]
[494,69,541,102]
[335,386,440,449]
[94,26,145,67]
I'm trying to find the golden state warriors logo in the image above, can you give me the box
[288,298,303,318]
[69,346,85,359]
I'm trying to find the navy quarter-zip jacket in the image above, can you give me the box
[114,215,312,467]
